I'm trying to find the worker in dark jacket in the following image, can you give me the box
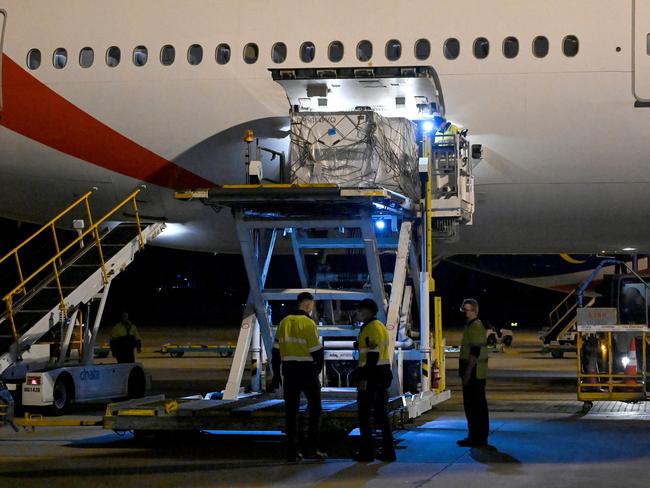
[110,312,142,363]
[457,298,489,447]
[353,299,396,462]
[272,292,327,462]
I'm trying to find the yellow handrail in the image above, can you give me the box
[0,190,94,268]
[548,288,577,325]
[1,187,145,353]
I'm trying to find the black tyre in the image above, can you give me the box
[170,351,184,358]
[49,374,73,416]
[551,350,564,359]
[127,368,146,399]
[487,335,497,346]
[503,336,513,347]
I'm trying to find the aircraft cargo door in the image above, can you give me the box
[634,0,650,101]
[0,9,5,112]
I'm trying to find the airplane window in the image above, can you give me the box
[357,40,373,62]
[133,46,148,67]
[473,37,489,59]
[79,47,94,68]
[53,48,68,69]
[533,36,549,58]
[216,44,231,65]
[443,38,460,59]
[188,44,203,65]
[160,45,175,66]
[328,41,344,62]
[563,35,579,57]
[243,43,259,64]
[27,49,41,70]
[300,42,316,63]
[503,37,519,59]
[415,39,431,60]
[272,42,287,64]
[106,46,121,67]
[386,39,402,61]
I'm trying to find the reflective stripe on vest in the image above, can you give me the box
[274,313,322,360]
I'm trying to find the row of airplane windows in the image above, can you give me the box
[26,36,580,70]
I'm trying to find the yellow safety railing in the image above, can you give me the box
[1,187,145,352]
[577,331,647,402]
[548,288,578,329]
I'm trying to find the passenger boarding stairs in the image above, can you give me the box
[0,188,164,380]
[542,288,596,347]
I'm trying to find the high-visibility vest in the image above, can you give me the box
[434,124,460,145]
[273,312,322,362]
[459,318,488,379]
[358,319,390,367]
[110,321,141,341]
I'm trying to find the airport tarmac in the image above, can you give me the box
[2,330,648,487]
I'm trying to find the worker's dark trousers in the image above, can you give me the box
[357,368,394,457]
[462,374,489,445]
[110,336,135,363]
[282,362,322,454]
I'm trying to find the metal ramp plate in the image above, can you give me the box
[176,185,413,218]
[104,392,406,434]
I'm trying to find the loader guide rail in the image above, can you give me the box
[103,392,444,434]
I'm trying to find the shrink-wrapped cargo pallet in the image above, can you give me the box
[289,111,420,201]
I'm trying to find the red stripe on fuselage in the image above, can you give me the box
[0,54,212,189]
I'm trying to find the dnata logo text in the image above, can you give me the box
[79,369,100,381]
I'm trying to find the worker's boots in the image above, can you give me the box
[286,449,304,462]
[305,449,328,460]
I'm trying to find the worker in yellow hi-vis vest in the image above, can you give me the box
[353,299,396,462]
[271,292,327,462]
[110,312,142,363]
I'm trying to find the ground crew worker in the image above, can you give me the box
[109,312,142,363]
[353,299,396,462]
[457,298,489,448]
[434,120,460,146]
[271,292,327,462]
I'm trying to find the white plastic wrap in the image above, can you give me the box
[289,111,420,200]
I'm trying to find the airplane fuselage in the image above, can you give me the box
[1,1,650,254]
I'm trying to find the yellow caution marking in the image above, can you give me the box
[117,409,157,417]
[164,400,179,414]
[15,413,102,428]
[222,183,337,189]
[422,359,429,377]
[174,190,210,200]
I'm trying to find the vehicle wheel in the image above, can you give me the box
[49,374,73,416]
[487,335,497,346]
[127,368,146,399]
[170,351,184,358]
[551,350,564,359]
[582,401,593,413]
[503,336,513,347]
[219,350,229,358]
